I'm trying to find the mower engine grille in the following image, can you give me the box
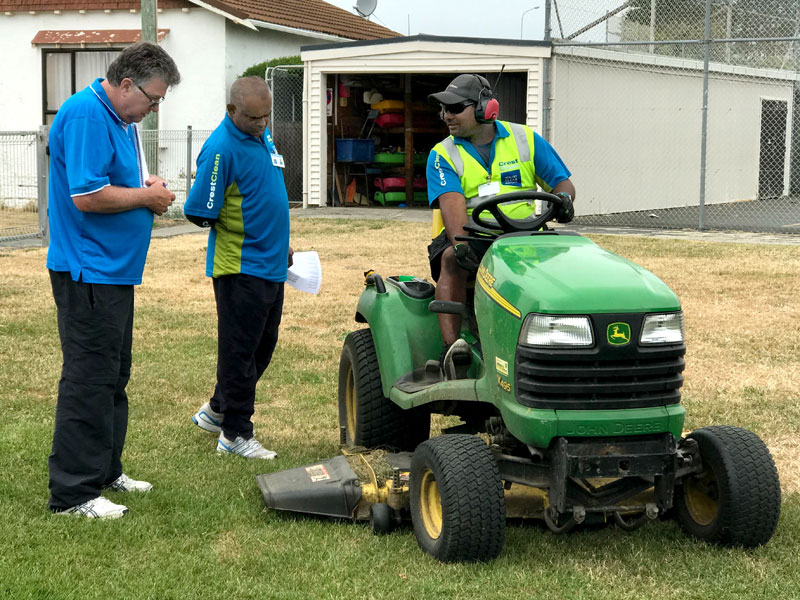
[515,344,685,410]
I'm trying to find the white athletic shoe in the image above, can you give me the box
[56,496,129,520]
[104,473,153,492]
[192,401,223,433]
[216,434,277,460]
[442,338,472,380]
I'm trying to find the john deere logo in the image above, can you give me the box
[607,323,631,345]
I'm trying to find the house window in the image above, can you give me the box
[42,49,122,125]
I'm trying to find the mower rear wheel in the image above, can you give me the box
[410,435,505,562]
[675,426,781,548]
[338,328,430,451]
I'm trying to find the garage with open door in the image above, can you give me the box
[299,35,551,209]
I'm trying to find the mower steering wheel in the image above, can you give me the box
[471,191,564,234]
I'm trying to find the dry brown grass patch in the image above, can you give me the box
[2,221,798,495]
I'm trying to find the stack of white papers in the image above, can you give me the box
[286,251,321,295]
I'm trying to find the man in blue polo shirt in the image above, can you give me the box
[185,76,292,460]
[46,43,180,519]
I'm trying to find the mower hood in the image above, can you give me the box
[481,233,681,315]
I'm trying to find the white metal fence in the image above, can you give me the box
[0,127,213,243]
[0,71,303,243]
[140,127,213,219]
[0,131,40,240]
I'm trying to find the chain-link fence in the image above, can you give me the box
[0,131,40,240]
[140,128,213,219]
[0,128,214,243]
[267,65,304,206]
[0,108,296,243]
[547,0,800,233]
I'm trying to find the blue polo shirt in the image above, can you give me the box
[46,78,153,285]
[426,121,571,204]
[184,115,290,282]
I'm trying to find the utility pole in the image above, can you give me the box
[140,0,157,132]
[140,0,158,174]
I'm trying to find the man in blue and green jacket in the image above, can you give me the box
[184,76,292,460]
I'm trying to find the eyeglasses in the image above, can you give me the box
[441,101,474,115]
[136,84,164,108]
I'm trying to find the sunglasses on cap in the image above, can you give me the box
[441,101,475,115]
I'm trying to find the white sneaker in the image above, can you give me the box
[442,338,472,380]
[56,496,128,519]
[104,473,153,492]
[192,401,223,433]
[216,434,277,460]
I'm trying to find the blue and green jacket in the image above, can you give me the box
[185,115,290,282]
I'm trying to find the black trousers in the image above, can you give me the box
[48,271,133,510]
[209,274,284,440]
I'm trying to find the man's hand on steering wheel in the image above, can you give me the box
[554,192,574,224]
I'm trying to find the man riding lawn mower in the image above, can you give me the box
[257,192,781,563]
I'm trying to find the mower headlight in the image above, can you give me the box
[521,314,594,347]
[640,312,684,345]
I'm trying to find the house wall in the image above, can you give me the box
[301,40,551,207]
[224,22,329,95]
[0,8,228,131]
[551,47,796,214]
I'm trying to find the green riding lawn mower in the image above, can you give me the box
[257,191,781,563]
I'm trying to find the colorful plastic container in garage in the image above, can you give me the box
[373,176,427,191]
[374,191,428,206]
[372,151,428,166]
[375,113,405,129]
[335,139,375,162]
[370,99,404,113]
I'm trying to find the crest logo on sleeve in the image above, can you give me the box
[207,153,220,210]
[607,323,631,346]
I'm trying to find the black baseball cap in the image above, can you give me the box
[428,74,491,105]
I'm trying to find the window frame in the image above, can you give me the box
[41,47,126,125]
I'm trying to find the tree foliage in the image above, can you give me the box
[239,55,302,79]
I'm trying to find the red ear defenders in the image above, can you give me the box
[473,74,499,124]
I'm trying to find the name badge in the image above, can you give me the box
[478,180,500,197]
[271,153,285,168]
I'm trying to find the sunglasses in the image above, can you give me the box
[441,101,475,115]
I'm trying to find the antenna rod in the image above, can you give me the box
[493,64,506,89]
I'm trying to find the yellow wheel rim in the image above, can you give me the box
[344,364,356,436]
[419,468,443,539]
[683,468,719,526]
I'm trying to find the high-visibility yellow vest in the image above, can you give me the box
[431,121,542,224]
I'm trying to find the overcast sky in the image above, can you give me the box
[324,0,549,40]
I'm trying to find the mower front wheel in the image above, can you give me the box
[338,328,430,451]
[675,425,781,548]
[410,435,506,562]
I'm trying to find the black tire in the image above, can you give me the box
[409,435,506,562]
[370,503,395,535]
[338,328,430,451]
[675,425,781,548]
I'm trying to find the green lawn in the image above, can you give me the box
[1,219,798,600]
